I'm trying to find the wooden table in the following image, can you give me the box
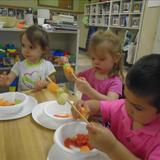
[0,89,74,160]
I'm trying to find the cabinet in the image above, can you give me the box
[59,0,73,10]
[0,28,79,91]
[84,0,144,29]
[84,0,145,64]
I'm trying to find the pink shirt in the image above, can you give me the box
[100,99,160,160]
[78,68,122,100]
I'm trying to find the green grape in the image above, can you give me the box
[57,92,68,105]
[15,99,22,104]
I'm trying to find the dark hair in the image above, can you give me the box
[126,54,160,111]
[21,25,49,51]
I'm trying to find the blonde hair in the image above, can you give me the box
[88,30,124,80]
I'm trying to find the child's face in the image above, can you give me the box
[90,46,118,74]
[21,34,44,63]
[124,86,160,125]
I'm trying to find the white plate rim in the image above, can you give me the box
[47,144,109,160]
[32,101,60,130]
[0,96,38,120]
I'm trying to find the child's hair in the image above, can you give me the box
[88,30,123,79]
[126,54,160,111]
[20,25,49,52]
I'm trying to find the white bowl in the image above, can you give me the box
[54,122,98,160]
[43,101,73,126]
[0,92,28,115]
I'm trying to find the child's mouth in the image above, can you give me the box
[95,67,101,70]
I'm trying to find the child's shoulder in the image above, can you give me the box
[109,75,122,82]
[13,60,25,66]
[101,99,125,111]
[39,59,54,66]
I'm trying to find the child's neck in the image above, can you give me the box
[95,70,109,80]
[132,121,143,130]
[26,59,42,65]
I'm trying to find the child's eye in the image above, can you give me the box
[30,46,33,49]
[134,106,143,111]
[132,104,143,111]
[91,57,95,61]
[22,44,25,48]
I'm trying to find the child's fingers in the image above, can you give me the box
[34,81,43,91]
[78,76,86,81]
[76,100,85,108]
[71,103,81,119]
[0,75,9,80]
[71,100,86,119]
[86,122,103,134]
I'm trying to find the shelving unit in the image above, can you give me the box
[84,0,145,65]
[0,28,79,90]
[84,0,144,29]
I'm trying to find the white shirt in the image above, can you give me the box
[11,59,56,91]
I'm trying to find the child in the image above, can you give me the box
[73,54,160,159]
[0,25,55,91]
[65,30,123,100]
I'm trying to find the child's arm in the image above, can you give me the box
[75,78,119,100]
[87,122,140,160]
[0,72,16,86]
[72,100,100,119]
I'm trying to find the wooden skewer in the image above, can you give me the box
[23,89,34,94]
[46,75,88,124]
[71,72,78,81]
[67,100,89,124]
[46,76,53,83]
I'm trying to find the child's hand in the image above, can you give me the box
[75,77,91,94]
[0,74,10,85]
[72,100,90,119]
[34,80,48,91]
[87,122,117,153]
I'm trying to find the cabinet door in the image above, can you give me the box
[59,0,73,10]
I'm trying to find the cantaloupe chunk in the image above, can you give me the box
[80,145,90,152]
[47,82,59,93]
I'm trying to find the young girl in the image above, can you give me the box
[0,25,55,91]
[73,54,160,159]
[65,30,123,100]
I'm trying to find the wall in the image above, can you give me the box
[135,3,160,60]
[0,0,37,8]
[0,0,85,12]
[78,14,88,49]
[153,17,160,53]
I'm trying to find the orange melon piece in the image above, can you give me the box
[80,145,90,152]
[80,107,89,119]
[47,82,59,93]
[0,98,15,106]
[65,66,74,75]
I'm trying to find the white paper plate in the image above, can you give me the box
[47,144,110,160]
[32,101,61,130]
[32,101,75,130]
[0,96,37,120]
